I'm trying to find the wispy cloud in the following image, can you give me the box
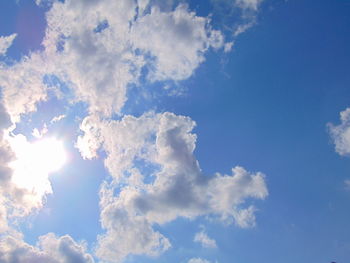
[328,108,350,156]
[194,228,217,248]
[0,34,17,56]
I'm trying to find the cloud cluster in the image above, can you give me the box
[0,232,94,263]
[0,0,268,262]
[40,0,225,117]
[77,112,268,261]
[0,0,228,227]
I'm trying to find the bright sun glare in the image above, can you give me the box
[10,136,67,193]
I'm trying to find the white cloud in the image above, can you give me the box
[0,106,42,228]
[0,52,51,123]
[50,114,65,124]
[37,0,227,117]
[194,229,217,248]
[188,258,212,263]
[0,34,16,56]
[211,0,264,37]
[77,112,268,261]
[131,4,224,81]
[95,182,171,263]
[0,105,60,225]
[328,108,350,156]
[236,0,263,11]
[0,1,267,261]
[0,232,94,263]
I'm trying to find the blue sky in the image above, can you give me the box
[0,0,350,263]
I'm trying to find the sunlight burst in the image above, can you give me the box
[10,136,67,194]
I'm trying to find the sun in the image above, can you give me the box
[9,136,67,194]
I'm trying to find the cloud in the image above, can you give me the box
[345,179,350,191]
[0,1,268,262]
[210,0,264,37]
[38,0,226,117]
[0,52,51,123]
[236,0,263,11]
[194,229,217,248]
[50,114,66,124]
[76,112,268,261]
[188,258,212,263]
[0,34,16,56]
[328,108,350,156]
[95,182,171,263]
[0,104,57,228]
[131,4,224,81]
[0,232,94,263]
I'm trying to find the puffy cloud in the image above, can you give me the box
[194,229,217,248]
[131,4,224,81]
[329,108,350,156]
[1,0,226,121]
[95,183,171,263]
[0,1,267,262]
[0,52,50,123]
[0,233,94,263]
[39,0,226,117]
[77,112,268,261]
[0,34,16,56]
[0,103,57,229]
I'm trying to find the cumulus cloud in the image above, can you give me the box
[0,34,16,56]
[194,228,217,248]
[38,0,226,117]
[0,0,228,233]
[0,232,94,263]
[76,112,268,261]
[0,52,51,123]
[329,108,350,156]
[0,103,57,229]
[95,182,171,263]
[131,4,224,81]
[0,0,268,262]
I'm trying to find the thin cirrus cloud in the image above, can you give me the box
[0,0,267,262]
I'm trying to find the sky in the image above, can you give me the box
[0,0,349,262]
